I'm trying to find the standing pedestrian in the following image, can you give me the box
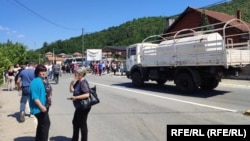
[16,62,36,122]
[112,62,117,75]
[106,61,110,74]
[29,64,51,141]
[98,61,103,76]
[15,64,25,90]
[69,67,91,141]
[6,65,16,91]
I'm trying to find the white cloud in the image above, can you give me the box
[0,25,25,39]
[17,34,25,38]
[0,25,9,31]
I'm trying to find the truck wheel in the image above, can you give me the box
[156,79,167,85]
[200,77,219,90]
[132,71,144,87]
[176,73,197,93]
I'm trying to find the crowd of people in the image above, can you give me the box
[3,59,125,141]
[60,60,125,76]
[4,62,60,141]
[89,60,125,76]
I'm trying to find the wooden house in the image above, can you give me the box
[164,7,250,78]
[164,7,250,44]
[102,46,127,59]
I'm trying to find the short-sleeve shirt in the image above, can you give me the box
[73,79,89,108]
[18,69,35,87]
[29,77,46,115]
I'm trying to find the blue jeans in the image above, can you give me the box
[20,86,30,112]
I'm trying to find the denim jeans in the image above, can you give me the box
[20,86,30,112]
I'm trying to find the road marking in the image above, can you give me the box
[91,82,238,113]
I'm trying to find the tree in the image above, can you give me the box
[0,42,28,85]
[0,50,12,84]
[198,9,211,31]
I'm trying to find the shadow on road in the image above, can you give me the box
[112,82,230,98]
[14,136,34,141]
[14,136,71,141]
[50,136,71,141]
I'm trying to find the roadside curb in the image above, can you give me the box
[220,79,250,88]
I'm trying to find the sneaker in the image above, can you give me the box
[19,111,25,122]
[29,114,35,118]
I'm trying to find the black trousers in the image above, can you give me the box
[72,107,91,141]
[35,111,50,141]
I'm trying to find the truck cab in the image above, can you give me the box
[126,43,158,75]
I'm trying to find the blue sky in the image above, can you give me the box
[0,0,226,50]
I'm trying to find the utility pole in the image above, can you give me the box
[82,28,84,64]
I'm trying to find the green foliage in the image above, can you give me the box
[38,16,167,54]
[0,41,28,85]
[0,47,12,85]
[26,50,41,64]
[0,41,27,65]
[207,0,250,22]
[0,0,250,85]
[39,0,250,54]
[199,9,211,31]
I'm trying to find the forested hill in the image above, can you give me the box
[37,0,250,54]
[37,17,167,54]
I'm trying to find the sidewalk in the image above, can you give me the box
[220,78,250,88]
[0,86,37,141]
[0,79,249,140]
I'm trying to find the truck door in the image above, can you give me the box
[126,47,137,71]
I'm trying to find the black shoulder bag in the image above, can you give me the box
[79,80,100,109]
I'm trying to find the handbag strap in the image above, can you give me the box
[80,79,91,94]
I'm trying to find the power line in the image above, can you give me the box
[13,0,81,31]
[201,0,230,8]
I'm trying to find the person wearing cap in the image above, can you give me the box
[29,64,51,141]
[69,67,91,141]
[16,62,36,122]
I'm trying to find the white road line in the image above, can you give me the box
[91,82,238,113]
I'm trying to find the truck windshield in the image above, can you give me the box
[127,47,136,58]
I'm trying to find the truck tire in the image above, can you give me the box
[132,71,144,87]
[200,77,219,90]
[176,72,197,93]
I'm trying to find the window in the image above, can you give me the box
[127,47,136,58]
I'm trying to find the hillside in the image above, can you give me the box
[37,16,167,54]
[38,0,250,55]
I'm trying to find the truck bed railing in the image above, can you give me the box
[142,18,250,50]
[140,19,250,68]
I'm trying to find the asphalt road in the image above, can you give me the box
[48,73,250,141]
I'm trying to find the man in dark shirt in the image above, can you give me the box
[52,64,61,83]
